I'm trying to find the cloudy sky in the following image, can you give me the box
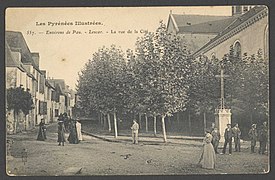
[6,6,231,90]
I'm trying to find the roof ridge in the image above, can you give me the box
[172,14,230,17]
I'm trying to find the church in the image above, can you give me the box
[166,6,268,137]
[167,6,268,60]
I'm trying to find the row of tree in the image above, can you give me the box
[77,21,269,142]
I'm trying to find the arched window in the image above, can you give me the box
[211,52,216,60]
[233,41,241,58]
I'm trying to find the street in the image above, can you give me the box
[6,123,269,176]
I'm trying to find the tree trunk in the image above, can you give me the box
[138,113,142,129]
[188,111,191,135]
[14,110,17,134]
[203,112,207,132]
[99,112,102,125]
[153,115,157,137]
[107,113,111,132]
[103,114,107,130]
[113,112,118,138]
[161,115,167,143]
[145,114,148,133]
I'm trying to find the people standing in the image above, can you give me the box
[258,121,268,155]
[211,127,220,154]
[37,119,47,141]
[232,123,241,152]
[221,124,233,155]
[131,120,139,144]
[198,129,216,169]
[57,119,66,146]
[248,124,257,153]
[76,119,83,141]
[68,120,79,144]
[63,113,69,132]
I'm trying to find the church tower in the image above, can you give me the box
[232,6,255,16]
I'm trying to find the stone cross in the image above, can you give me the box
[215,67,229,109]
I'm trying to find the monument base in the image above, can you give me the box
[215,108,231,142]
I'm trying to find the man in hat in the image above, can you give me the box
[131,120,139,144]
[221,124,233,155]
[232,123,241,152]
[211,127,220,154]
[248,124,257,153]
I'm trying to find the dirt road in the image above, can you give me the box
[6,123,269,176]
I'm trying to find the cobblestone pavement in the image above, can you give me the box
[5,122,269,176]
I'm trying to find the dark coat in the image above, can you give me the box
[37,122,47,141]
[58,122,66,143]
[224,128,233,141]
[258,125,268,142]
[68,121,79,144]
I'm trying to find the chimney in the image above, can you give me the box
[31,53,40,68]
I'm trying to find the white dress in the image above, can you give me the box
[76,121,83,141]
[200,133,216,169]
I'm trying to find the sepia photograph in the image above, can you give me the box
[4,5,269,176]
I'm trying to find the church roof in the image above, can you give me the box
[171,14,231,31]
[193,6,267,57]
[178,16,237,34]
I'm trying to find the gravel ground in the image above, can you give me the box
[5,122,269,176]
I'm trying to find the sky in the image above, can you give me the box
[6,6,231,90]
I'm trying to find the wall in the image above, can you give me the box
[6,68,17,88]
[180,33,217,53]
[204,16,268,59]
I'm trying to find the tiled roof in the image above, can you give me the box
[193,6,267,56]
[6,31,39,70]
[48,79,66,94]
[172,14,231,29]
[178,16,238,34]
[5,42,25,72]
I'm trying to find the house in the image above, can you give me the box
[48,79,72,119]
[5,42,35,133]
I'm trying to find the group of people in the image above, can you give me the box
[36,113,83,146]
[198,121,268,169]
[248,121,268,154]
[57,113,83,146]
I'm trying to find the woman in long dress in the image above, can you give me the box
[37,119,47,141]
[67,120,79,144]
[57,120,66,146]
[198,129,216,169]
[76,119,83,141]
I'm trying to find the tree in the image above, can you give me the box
[6,86,33,133]
[134,21,192,142]
[185,55,220,131]
[77,45,128,138]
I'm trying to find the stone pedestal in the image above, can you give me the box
[215,109,231,142]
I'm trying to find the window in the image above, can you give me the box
[243,6,249,12]
[55,109,59,117]
[211,52,216,60]
[233,41,241,58]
